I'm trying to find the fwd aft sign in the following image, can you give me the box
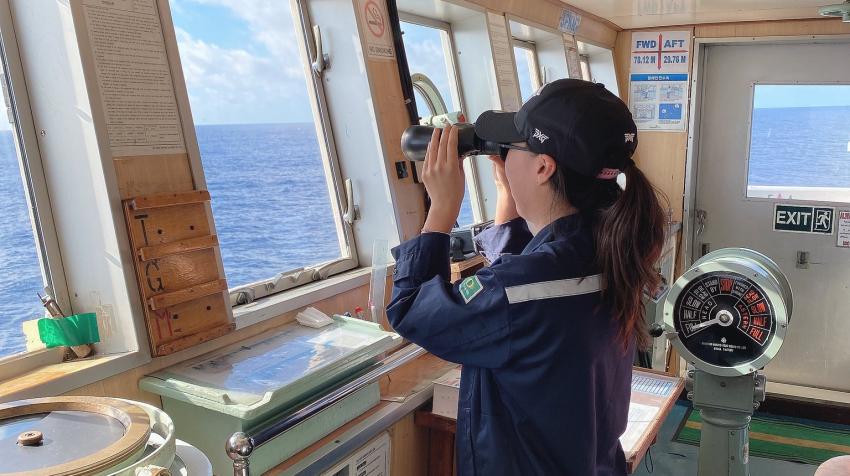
[774,204,834,234]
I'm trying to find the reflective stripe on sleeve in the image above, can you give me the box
[504,274,602,304]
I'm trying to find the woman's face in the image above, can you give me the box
[504,143,541,219]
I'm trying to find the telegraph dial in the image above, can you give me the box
[663,248,793,377]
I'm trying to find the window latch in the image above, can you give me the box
[311,25,330,76]
[695,209,707,236]
[232,287,255,305]
[343,178,358,225]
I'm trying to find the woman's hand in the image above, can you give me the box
[486,155,520,224]
[488,154,510,190]
[421,126,465,234]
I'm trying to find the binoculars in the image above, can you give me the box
[400,123,504,161]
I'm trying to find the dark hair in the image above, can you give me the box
[550,164,666,351]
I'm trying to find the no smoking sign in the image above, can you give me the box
[364,0,385,37]
[358,0,394,59]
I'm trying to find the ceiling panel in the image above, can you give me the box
[559,0,833,29]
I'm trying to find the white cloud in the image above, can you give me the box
[182,0,302,67]
[174,0,315,124]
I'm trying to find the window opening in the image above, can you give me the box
[0,19,67,358]
[400,17,474,227]
[580,54,592,82]
[512,39,541,103]
[746,84,850,203]
[170,0,356,303]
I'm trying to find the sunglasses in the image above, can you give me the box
[498,143,532,160]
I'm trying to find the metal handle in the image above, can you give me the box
[343,178,357,225]
[311,25,329,75]
[225,344,427,475]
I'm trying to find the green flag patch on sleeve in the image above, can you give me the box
[460,276,484,304]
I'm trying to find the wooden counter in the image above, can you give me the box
[267,358,682,475]
[266,353,458,475]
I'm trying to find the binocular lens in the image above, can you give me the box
[400,123,503,161]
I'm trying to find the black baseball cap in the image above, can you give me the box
[474,79,638,179]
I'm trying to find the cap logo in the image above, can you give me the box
[532,128,549,144]
[624,133,636,143]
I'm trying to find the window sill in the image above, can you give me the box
[0,266,384,403]
[0,350,148,403]
[232,266,377,330]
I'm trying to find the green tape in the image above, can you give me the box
[38,313,100,348]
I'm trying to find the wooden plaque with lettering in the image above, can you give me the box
[123,191,233,356]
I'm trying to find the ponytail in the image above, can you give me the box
[595,166,665,351]
[550,163,666,352]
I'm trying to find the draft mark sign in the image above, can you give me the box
[628,30,690,132]
[773,204,834,234]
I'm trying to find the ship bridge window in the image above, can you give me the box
[169,0,357,302]
[580,54,592,81]
[746,84,850,202]
[0,24,69,360]
[512,39,542,103]
[400,15,475,227]
[576,41,618,95]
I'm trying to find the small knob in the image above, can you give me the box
[17,430,43,446]
[226,432,254,461]
[648,323,664,338]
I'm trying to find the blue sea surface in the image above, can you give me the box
[196,123,341,286]
[749,106,850,187]
[0,123,475,356]
[0,131,40,356]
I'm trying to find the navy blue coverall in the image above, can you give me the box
[387,214,634,475]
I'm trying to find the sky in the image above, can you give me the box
[400,21,460,116]
[514,46,537,103]
[170,3,466,125]
[169,0,314,125]
[753,84,850,109]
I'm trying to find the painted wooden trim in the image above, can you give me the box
[695,18,850,39]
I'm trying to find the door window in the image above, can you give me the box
[747,84,850,202]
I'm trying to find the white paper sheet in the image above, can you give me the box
[82,0,186,157]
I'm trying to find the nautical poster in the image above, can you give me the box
[628,30,690,131]
[80,0,187,156]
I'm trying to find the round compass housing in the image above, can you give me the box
[663,248,792,376]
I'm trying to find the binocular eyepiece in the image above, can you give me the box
[400,123,503,161]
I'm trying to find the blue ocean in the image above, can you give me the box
[748,106,850,187]
[0,123,474,356]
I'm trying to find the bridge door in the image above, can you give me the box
[692,41,850,392]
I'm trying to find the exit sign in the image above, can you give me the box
[773,204,834,234]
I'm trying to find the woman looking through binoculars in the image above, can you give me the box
[387,79,666,476]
